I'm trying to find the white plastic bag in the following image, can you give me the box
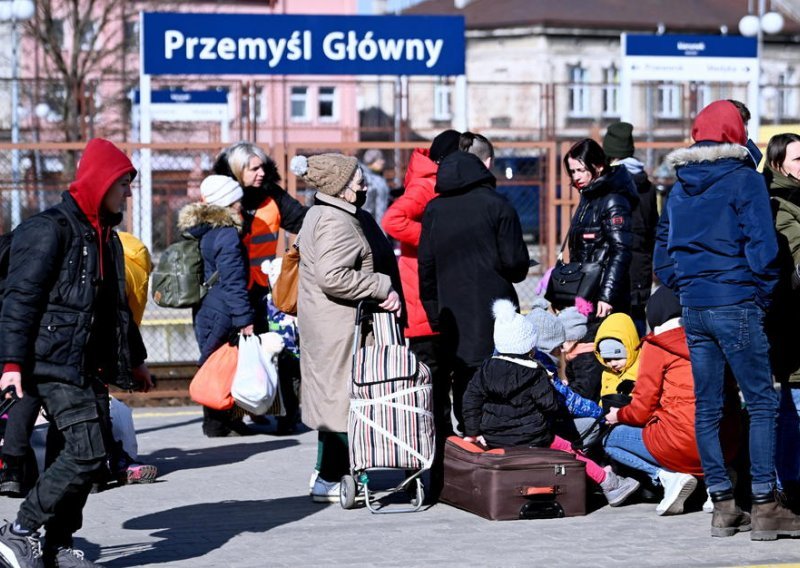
[232,334,279,414]
[109,396,138,461]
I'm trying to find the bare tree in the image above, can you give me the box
[24,0,127,146]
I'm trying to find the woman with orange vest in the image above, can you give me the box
[213,142,307,433]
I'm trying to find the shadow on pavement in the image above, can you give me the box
[140,439,300,476]
[135,417,204,436]
[100,497,328,567]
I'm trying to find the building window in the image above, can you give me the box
[657,83,681,119]
[318,86,337,121]
[290,86,309,121]
[80,21,98,51]
[778,71,796,120]
[602,65,619,117]
[52,19,65,50]
[433,82,452,120]
[124,20,139,52]
[568,65,590,118]
[693,83,712,114]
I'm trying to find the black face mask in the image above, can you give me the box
[353,190,368,209]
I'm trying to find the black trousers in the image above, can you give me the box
[17,378,108,549]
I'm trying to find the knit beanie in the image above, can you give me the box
[429,129,461,163]
[603,122,635,159]
[290,153,359,196]
[493,299,537,355]
[363,149,384,166]
[200,175,243,207]
[558,307,589,342]
[598,338,627,360]
[525,298,566,354]
[646,286,683,331]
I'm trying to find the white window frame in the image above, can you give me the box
[602,65,620,117]
[694,83,712,114]
[317,86,338,122]
[80,21,99,51]
[656,83,681,119]
[568,65,590,118]
[778,72,796,120]
[433,82,452,120]
[290,86,309,122]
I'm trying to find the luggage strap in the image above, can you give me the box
[350,384,434,468]
[518,486,560,496]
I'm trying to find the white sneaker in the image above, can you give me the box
[311,478,340,503]
[308,470,319,495]
[656,470,698,515]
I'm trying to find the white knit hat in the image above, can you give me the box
[200,175,243,207]
[493,299,537,355]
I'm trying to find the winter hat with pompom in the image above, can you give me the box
[525,298,566,354]
[558,307,588,342]
[290,153,359,196]
[493,299,537,355]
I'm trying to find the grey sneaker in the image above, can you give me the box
[601,470,640,507]
[47,547,97,567]
[0,521,44,568]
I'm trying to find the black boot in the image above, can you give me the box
[0,456,25,498]
[751,490,800,541]
[710,489,751,537]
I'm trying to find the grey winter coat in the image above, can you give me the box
[297,192,393,432]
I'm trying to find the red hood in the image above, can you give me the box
[69,138,137,233]
[643,327,689,359]
[691,100,747,145]
[404,148,438,188]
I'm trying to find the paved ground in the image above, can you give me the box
[2,406,800,567]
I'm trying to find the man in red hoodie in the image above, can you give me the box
[0,138,152,567]
[382,129,460,499]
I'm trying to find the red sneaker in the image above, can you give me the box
[126,463,158,484]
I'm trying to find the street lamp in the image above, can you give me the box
[0,0,35,229]
[738,0,784,142]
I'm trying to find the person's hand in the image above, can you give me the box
[560,377,569,386]
[131,364,154,393]
[379,289,402,316]
[596,301,613,318]
[240,324,255,336]
[0,371,22,400]
[463,435,487,446]
[605,407,619,425]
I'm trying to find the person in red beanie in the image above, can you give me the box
[0,138,152,567]
[655,100,800,540]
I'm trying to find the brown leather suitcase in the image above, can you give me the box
[440,436,587,520]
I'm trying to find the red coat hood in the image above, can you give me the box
[403,148,438,188]
[691,100,747,146]
[69,138,137,232]
[643,326,689,360]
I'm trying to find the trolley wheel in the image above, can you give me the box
[340,475,358,509]
[412,479,425,508]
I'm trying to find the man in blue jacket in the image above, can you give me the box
[655,100,799,540]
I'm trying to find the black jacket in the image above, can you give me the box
[418,152,530,366]
[212,153,307,234]
[567,164,637,310]
[462,355,559,448]
[626,165,658,310]
[0,193,145,388]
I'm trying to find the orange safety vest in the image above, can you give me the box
[244,198,281,288]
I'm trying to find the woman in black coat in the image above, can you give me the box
[562,139,637,401]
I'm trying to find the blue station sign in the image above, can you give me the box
[625,34,757,58]
[141,12,466,76]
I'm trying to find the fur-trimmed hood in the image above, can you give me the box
[666,143,753,197]
[177,202,242,232]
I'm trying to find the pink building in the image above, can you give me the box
[18,0,360,146]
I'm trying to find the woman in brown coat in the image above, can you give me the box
[292,153,401,503]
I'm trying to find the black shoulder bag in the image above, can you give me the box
[544,225,603,310]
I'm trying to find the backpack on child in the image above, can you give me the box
[151,233,219,308]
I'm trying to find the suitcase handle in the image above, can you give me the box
[518,485,560,496]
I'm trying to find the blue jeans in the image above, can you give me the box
[777,385,800,487]
[604,425,661,483]
[683,303,778,495]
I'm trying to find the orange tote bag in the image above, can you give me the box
[189,342,238,410]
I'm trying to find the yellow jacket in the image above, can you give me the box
[594,313,641,399]
[118,231,152,326]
